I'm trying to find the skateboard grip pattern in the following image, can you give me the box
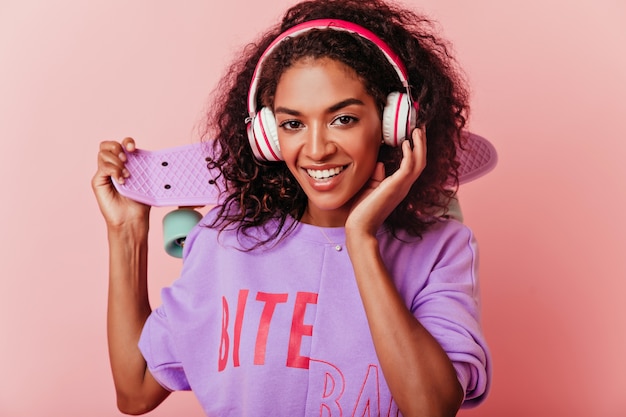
[457,133,498,185]
[113,143,221,207]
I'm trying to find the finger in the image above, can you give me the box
[372,162,385,183]
[96,158,129,185]
[96,142,131,183]
[98,140,123,157]
[400,139,416,171]
[411,126,426,150]
[121,137,136,152]
[101,152,130,177]
[361,163,385,193]
[409,127,427,173]
[98,138,136,162]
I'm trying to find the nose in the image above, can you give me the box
[305,124,336,161]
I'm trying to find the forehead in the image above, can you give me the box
[274,57,370,107]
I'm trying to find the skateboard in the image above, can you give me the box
[113,133,497,258]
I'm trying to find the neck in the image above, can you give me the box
[300,207,348,227]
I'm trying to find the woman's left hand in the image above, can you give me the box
[345,127,427,236]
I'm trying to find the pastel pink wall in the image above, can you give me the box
[1,1,624,416]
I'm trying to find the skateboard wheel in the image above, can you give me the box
[163,208,203,258]
[446,196,464,223]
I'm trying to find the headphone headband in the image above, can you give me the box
[247,19,411,119]
[246,18,417,161]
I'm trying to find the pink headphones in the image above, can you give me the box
[246,19,418,162]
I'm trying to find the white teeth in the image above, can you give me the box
[306,166,344,180]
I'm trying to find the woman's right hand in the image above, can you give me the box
[93,138,171,413]
[91,137,151,230]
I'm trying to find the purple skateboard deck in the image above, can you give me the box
[112,142,222,207]
[113,133,496,207]
[457,132,497,185]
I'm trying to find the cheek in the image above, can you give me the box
[351,142,381,182]
[277,140,301,174]
[361,128,383,163]
[277,136,295,163]
[363,147,381,172]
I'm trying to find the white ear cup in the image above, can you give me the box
[248,106,282,161]
[381,91,417,147]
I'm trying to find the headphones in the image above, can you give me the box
[246,19,418,162]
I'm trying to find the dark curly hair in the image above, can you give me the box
[203,0,469,247]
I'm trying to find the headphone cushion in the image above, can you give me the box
[381,91,416,147]
[249,107,282,161]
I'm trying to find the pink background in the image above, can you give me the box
[1,0,625,415]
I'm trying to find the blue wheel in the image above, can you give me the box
[163,208,203,258]
[446,196,464,223]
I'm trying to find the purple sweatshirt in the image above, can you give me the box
[139,209,490,416]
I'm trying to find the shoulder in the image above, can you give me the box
[424,218,477,256]
[382,217,476,256]
[379,218,479,286]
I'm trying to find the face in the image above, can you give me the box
[273,57,382,227]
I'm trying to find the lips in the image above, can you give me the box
[306,166,345,180]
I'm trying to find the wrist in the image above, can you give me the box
[107,223,150,288]
[107,221,150,245]
[345,229,379,253]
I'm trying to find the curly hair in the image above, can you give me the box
[203,0,470,247]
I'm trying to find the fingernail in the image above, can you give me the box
[122,169,130,178]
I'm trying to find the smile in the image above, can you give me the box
[306,166,345,180]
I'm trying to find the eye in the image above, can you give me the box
[331,115,358,126]
[278,120,304,131]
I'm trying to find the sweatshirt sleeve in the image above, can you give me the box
[138,304,191,392]
[411,222,491,407]
[137,216,210,392]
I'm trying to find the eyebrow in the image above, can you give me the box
[274,98,366,116]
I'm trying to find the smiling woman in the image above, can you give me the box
[274,58,383,226]
[91,0,491,415]
[3,0,626,414]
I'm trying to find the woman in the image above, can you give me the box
[92,0,491,415]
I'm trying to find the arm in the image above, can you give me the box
[92,138,170,414]
[345,129,463,417]
[346,233,463,417]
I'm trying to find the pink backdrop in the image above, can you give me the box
[1,0,625,415]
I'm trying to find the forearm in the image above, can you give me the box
[106,224,169,413]
[346,233,463,417]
